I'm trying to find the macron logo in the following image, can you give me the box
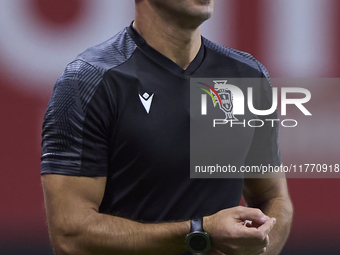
[139,92,154,114]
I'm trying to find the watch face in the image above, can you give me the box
[187,232,211,253]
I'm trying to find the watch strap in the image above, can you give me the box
[190,218,204,233]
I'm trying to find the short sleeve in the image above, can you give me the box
[244,69,282,167]
[41,60,110,177]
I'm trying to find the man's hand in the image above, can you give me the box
[203,206,276,255]
[243,177,293,255]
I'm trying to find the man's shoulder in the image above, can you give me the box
[202,37,270,79]
[51,27,138,114]
[74,27,137,76]
[55,27,137,91]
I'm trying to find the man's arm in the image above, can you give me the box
[41,174,190,255]
[42,174,277,255]
[243,176,293,255]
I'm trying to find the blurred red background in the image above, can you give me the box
[1,0,339,254]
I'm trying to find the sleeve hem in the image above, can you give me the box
[40,169,107,177]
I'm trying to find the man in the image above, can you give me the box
[41,0,293,254]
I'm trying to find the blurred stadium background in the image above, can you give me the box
[0,0,339,254]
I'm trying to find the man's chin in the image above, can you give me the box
[191,1,214,20]
[196,0,213,6]
[190,9,213,23]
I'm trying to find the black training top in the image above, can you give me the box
[41,24,281,223]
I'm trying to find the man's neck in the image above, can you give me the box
[134,3,202,70]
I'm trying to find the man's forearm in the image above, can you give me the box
[51,212,190,255]
[259,196,293,255]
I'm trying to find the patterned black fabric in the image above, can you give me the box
[41,24,281,226]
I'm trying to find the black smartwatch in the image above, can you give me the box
[185,218,212,253]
